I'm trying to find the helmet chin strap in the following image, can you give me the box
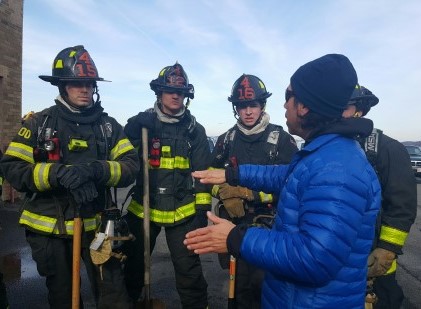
[57,82,99,110]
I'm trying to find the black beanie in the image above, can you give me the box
[290,54,357,119]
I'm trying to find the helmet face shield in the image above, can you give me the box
[39,45,108,85]
[150,63,194,99]
[228,74,272,104]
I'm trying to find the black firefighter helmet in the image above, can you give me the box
[150,62,194,99]
[228,74,272,107]
[348,84,379,116]
[39,45,109,85]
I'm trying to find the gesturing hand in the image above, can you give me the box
[184,212,235,254]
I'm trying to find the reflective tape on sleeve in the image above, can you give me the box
[5,142,35,163]
[110,138,134,161]
[379,225,408,247]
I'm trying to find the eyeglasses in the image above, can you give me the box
[285,89,295,102]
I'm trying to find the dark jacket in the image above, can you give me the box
[211,123,298,205]
[124,109,212,226]
[0,101,139,235]
[363,130,417,255]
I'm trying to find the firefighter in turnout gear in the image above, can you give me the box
[211,74,298,308]
[0,45,139,308]
[123,63,211,308]
[343,84,417,309]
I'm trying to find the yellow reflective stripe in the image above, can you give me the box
[127,199,196,224]
[379,225,408,246]
[0,177,3,186]
[159,157,188,169]
[52,218,98,234]
[159,156,190,169]
[195,193,212,205]
[5,142,34,163]
[160,157,174,169]
[259,192,273,203]
[110,138,134,161]
[19,210,97,234]
[33,163,53,191]
[385,259,397,275]
[19,209,56,233]
[106,161,121,186]
[211,185,220,197]
[174,156,189,169]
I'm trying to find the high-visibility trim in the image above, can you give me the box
[19,209,97,235]
[5,142,34,163]
[208,167,223,171]
[211,185,220,197]
[110,138,134,161]
[19,210,56,233]
[33,163,53,191]
[259,192,273,203]
[379,225,408,247]
[127,199,196,224]
[0,177,3,186]
[385,259,397,275]
[158,156,190,169]
[195,193,212,205]
[106,161,121,186]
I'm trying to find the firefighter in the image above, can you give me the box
[343,84,417,309]
[211,74,298,308]
[0,45,139,309]
[123,63,211,308]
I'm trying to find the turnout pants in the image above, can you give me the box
[123,212,208,309]
[26,230,99,309]
[218,205,272,309]
[373,272,404,309]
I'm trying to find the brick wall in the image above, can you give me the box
[0,0,23,152]
[0,0,23,201]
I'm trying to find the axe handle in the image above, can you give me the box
[72,216,82,309]
[228,255,236,309]
[142,127,152,304]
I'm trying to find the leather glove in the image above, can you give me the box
[57,163,102,190]
[191,209,209,229]
[223,198,245,218]
[219,183,254,201]
[70,181,98,205]
[135,111,155,129]
[367,247,396,277]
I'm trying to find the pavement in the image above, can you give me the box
[1,182,420,308]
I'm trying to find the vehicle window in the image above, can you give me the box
[405,146,421,155]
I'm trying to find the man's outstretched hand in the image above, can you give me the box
[192,169,226,184]
[184,211,235,254]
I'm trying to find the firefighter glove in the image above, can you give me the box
[223,198,245,218]
[135,112,155,130]
[219,183,254,201]
[70,180,98,205]
[192,209,209,229]
[58,163,103,190]
[367,247,396,277]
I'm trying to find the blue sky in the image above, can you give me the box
[23,0,421,141]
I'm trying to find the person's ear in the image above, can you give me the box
[297,103,309,117]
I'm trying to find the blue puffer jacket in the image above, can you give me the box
[238,134,381,308]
